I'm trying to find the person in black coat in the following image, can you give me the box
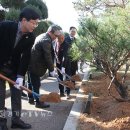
[64,26,78,99]
[28,25,62,108]
[55,33,69,97]
[0,8,40,130]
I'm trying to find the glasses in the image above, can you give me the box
[29,20,39,27]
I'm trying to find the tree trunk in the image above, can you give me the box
[113,78,128,99]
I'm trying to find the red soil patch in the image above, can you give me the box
[78,72,130,130]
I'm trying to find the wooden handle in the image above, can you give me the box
[0,73,32,94]
[0,73,15,84]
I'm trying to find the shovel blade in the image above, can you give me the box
[71,74,81,81]
[61,81,75,89]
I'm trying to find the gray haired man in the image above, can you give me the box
[28,24,62,108]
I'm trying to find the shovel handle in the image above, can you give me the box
[55,75,72,89]
[0,73,32,94]
[55,67,73,80]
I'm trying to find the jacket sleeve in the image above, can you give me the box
[42,41,54,72]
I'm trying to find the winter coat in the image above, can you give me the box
[0,21,35,76]
[64,35,78,76]
[29,33,55,77]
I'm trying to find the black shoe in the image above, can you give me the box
[66,94,71,99]
[35,102,50,108]
[0,118,8,130]
[60,93,65,97]
[4,107,7,111]
[11,119,31,129]
[75,88,79,90]
[28,98,35,105]
[21,92,27,97]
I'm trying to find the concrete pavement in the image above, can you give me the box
[5,62,89,130]
[5,77,80,130]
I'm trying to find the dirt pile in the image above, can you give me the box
[78,73,130,130]
[39,92,61,103]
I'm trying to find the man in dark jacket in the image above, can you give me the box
[55,33,69,97]
[64,26,78,99]
[28,25,62,108]
[0,8,40,130]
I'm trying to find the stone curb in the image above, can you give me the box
[63,67,91,130]
[63,87,87,130]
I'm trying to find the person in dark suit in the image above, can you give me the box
[64,26,78,99]
[55,32,69,97]
[0,8,40,130]
[28,25,62,108]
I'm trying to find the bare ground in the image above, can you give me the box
[77,72,130,130]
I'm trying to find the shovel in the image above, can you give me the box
[56,67,81,81]
[0,73,61,103]
[56,75,75,90]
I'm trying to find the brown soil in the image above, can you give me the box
[72,74,82,81]
[39,92,61,103]
[61,80,75,89]
[77,72,130,130]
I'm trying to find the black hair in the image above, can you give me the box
[69,26,77,31]
[19,7,40,21]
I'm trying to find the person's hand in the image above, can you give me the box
[50,70,58,77]
[14,77,23,90]
[61,67,65,74]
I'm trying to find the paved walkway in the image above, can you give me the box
[5,77,80,130]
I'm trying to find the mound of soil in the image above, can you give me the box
[39,92,61,103]
[78,72,130,130]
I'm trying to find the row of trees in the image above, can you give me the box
[72,0,130,99]
[0,0,52,36]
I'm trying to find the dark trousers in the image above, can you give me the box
[0,75,22,119]
[27,71,41,102]
[56,63,64,94]
[65,60,78,95]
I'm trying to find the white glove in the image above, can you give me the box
[61,67,65,74]
[50,70,58,77]
[14,77,23,90]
